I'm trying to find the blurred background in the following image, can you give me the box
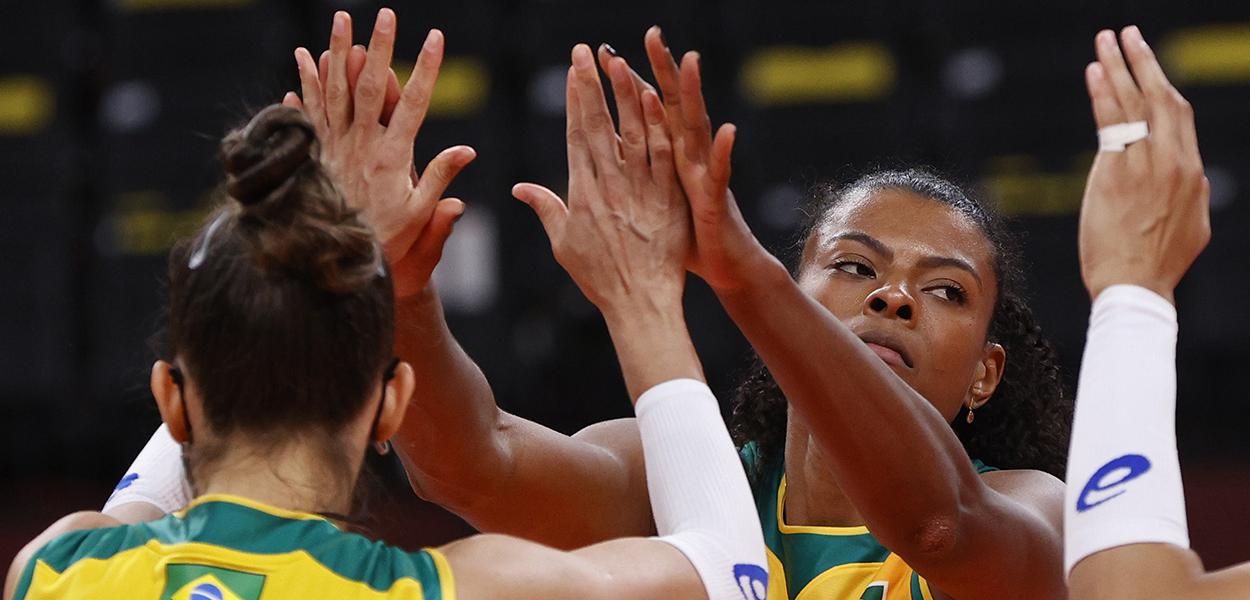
[2,0,1249,569]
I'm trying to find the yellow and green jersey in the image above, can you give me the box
[741,444,995,600]
[12,494,454,600]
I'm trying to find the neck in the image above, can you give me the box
[782,416,865,527]
[192,435,361,516]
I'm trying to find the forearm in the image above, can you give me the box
[715,255,984,547]
[391,286,509,506]
[601,294,705,401]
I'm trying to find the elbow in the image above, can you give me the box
[895,512,962,560]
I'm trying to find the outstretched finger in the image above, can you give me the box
[393,198,465,299]
[512,183,569,242]
[413,145,478,210]
[355,8,398,127]
[382,69,401,126]
[1119,26,1185,158]
[1093,29,1146,122]
[607,57,649,179]
[325,11,355,133]
[643,26,682,116]
[598,44,657,98]
[705,123,736,211]
[282,91,303,110]
[1085,62,1126,130]
[677,51,714,163]
[385,29,444,154]
[295,47,329,137]
[571,44,624,179]
[641,89,676,194]
[565,66,595,200]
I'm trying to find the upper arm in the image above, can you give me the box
[4,512,119,600]
[440,533,703,600]
[1071,543,1250,600]
[921,470,1066,600]
[411,416,655,549]
[102,501,167,524]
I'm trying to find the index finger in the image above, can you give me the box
[384,29,444,153]
[571,44,625,179]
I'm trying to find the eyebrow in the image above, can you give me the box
[827,230,983,287]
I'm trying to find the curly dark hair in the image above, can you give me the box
[728,168,1073,478]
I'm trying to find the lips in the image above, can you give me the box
[857,331,915,369]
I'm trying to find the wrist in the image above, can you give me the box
[711,251,790,301]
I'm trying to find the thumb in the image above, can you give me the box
[512,182,568,240]
[410,198,465,265]
[393,198,465,299]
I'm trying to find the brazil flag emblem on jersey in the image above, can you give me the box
[160,564,265,600]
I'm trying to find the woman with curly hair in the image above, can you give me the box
[103,14,1073,600]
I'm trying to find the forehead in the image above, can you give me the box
[816,187,995,271]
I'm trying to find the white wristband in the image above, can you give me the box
[636,379,768,600]
[102,424,193,515]
[1064,285,1189,577]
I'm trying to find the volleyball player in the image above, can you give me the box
[3,11,768,598]
[104,9,1077,599]
[1063,27,1250,599]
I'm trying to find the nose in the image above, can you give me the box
[864,285,917,324]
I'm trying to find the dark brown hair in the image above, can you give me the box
[163,105,394,456]
[729,168,1072,478]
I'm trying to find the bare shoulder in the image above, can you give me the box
[981,468,1065,525]
[5,511,121,600]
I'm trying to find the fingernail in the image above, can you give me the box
[424,29,441,51]
[333,12,346,36]
[658,26,668,48]
[377,8,394,33]
[602,43,618,57]
[572,44,593,68]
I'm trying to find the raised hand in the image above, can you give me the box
[513,44,689,313]
[1079,26,1210,304]
[287,9,477,298]
[633,28,776,293]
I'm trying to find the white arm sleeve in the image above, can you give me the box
[102,424,193,514]
[1064,285,1189,577]
[635,379,768,600]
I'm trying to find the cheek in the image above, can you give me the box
[798,274,867,320]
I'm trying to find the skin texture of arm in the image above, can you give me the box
[441,533,704,600]
[1071,545,1250,600]
[390,285,655,548]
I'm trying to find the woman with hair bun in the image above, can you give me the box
[3,12,769,598]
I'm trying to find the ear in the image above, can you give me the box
[968,342,1006,410]
[151,360,189,444]
[374,361,415,443]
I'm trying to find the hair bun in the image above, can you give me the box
[222,105,317,207]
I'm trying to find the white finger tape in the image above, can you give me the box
[1098,121,1150,152]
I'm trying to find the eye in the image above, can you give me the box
[926,284,967,304]
[831,259,875,278]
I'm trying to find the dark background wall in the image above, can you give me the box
[2,0,1248,569]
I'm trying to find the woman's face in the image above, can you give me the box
[796,188,1005,422]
